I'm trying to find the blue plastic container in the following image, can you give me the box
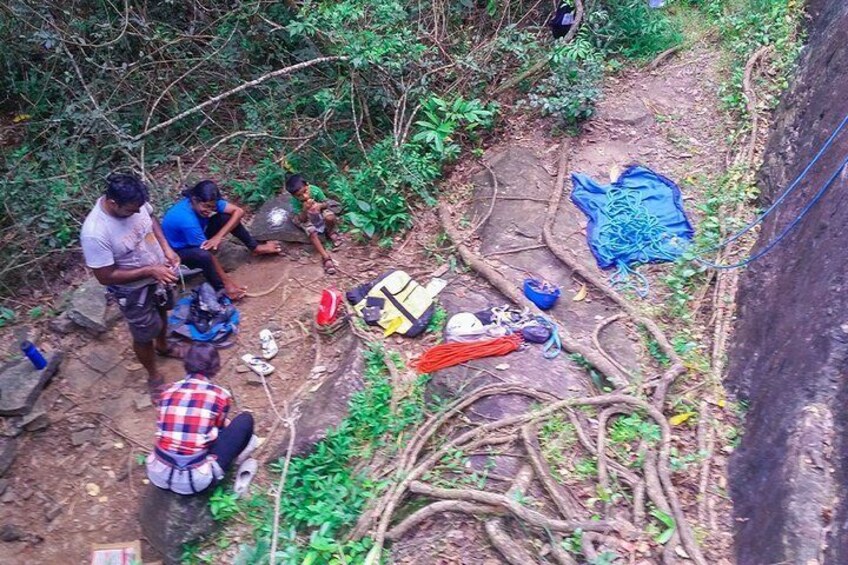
[523,279,561,310]
[21,341,47,370]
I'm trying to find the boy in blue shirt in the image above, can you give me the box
[162,180,280,299]
[285,174,342,275]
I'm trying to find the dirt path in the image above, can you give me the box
[0,45,736,564]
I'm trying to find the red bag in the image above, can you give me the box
[316,288,344,326]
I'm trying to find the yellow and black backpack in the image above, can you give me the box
[346,270,435,337]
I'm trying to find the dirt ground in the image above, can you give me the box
[0,41,737,564]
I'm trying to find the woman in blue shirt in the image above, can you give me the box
[162,180,280,299]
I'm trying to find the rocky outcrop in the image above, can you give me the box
[726,2,848,563]
[139,485,218,565]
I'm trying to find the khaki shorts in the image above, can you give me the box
[292,200,342,235]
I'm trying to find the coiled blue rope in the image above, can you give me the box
[696,112,848,269]
[596,187,683,296]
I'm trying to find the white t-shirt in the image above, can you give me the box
[80,197,165,289]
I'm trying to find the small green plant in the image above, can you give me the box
[208,487,240,522]
[426,304,448,334]
[572,456,598,481]
[649,507,676,545]
[0,307,14,328]
[413,96,496,160]
[640,326,671,367]
[561,528,584,554]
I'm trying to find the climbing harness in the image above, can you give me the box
[696,112,848,269]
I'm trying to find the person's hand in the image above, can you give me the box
[307,200,322,213]
[148,264,178,284]
[163,248,181,270]
[201,236,222,251]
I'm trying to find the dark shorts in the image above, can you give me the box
[111,284,174,343]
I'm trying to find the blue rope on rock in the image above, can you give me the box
[696,112,848,269]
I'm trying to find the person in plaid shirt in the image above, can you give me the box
[146,344,257,495]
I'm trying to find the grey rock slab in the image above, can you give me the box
[20,409,49,432]
[81,348,123,374]
[0,437,16,478]
[140,484,218,565]
[64,358,103,394]
[71,429,97,447]
[0,353,63,417]
[0,524,23,542]
[272,327,363,460]
[48,312,76,335]
[67,278,109,333]
[216,240,253,272]
[249,194,311,244]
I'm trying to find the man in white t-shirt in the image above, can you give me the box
[80,173,183,399]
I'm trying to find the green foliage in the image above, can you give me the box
[413,96,497,159]
[233,344,428,564]
[0,307,15,328]
[640,325,671,367]
[538,414,578,472]
[587,0,684,60]
[648,507,676,545]
[231,152,288,207]
[209,487,241,521]
[426,304,448,334]
[525,55,604,125]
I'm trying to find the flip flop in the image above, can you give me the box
[241,354,274,376]
[323,257,337,275]
[328,232,343,249]
[259,329,279,360]
[233,458,258,498]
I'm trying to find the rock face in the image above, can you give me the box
[139,484,218,565]
[0,353,63,417]
[249,194,311,244]
[272,327,364,460]
[0,437,16,478]
[726,2,848,563]
[67,278,110,332]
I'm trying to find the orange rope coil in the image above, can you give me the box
[412,334,523,374]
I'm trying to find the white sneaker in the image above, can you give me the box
[259,329,278,360]
[241,354,274,376]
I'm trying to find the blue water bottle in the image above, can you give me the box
[21,341,47,370]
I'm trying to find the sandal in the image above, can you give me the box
[155,342,187,360]
[328,232,343,249]
[323,257,337,275]
[233,458,258,498]
[259,329,278,360]
[241,354,275,376]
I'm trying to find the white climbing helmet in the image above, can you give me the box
[446,312,483,334]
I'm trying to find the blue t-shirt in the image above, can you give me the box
[162,197,227,250]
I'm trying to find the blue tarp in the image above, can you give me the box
[570,165,694,270]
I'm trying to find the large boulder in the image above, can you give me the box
[139,485,218,565]
[249,194,310,244]
[0,352,63,417]
[67,278,110,333]
[272,327,364,460]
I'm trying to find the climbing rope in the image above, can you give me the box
[596,187,685,297]
[697,112,848,269]
[412,334,523,374]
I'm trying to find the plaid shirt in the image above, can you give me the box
[155,374,231,456]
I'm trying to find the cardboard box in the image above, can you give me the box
[90,540,142,565]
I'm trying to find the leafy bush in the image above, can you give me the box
[589,0,684,60]
[525,56,604,125]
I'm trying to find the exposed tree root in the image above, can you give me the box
[386,500,503,541]
[592,313,631,378]
[438,201,631,388]
[540,137,685,407]
[410,481,621,534]
[521,423,584,519]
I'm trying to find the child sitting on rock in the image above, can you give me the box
[285,173,343,275]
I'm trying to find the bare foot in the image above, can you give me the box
[225,282,247,301]
[253,241,282,255]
